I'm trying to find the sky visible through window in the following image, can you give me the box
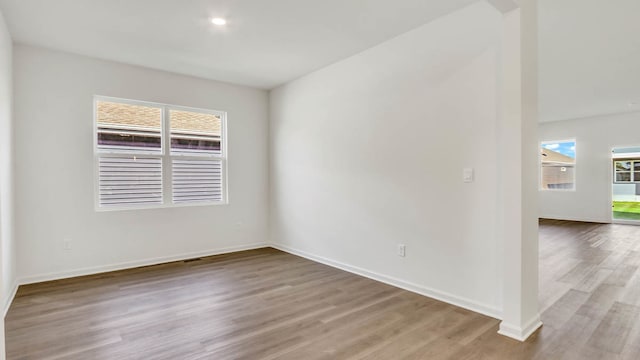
[542,141,576,159]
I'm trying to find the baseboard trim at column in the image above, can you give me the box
[498,316,542,341]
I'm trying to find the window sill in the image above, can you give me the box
[539,189,576,192]
[95,200,229,212]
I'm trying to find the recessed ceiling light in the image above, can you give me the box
[211,17,227,26]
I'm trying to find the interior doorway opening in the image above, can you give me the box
[612,146,640,223]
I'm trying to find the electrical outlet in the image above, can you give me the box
[63,239,72,250]
[397,244,406,257]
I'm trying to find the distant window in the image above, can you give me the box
[540,140,576,191]
[94,97,226,210]
[614,160,640,183]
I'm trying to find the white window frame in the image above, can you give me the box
[613,159,640,184]
[539,139,577,192]
[94,95,228,211]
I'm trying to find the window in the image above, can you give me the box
[94,97,226,210]
[614,160,640,183]
[540,140,576,190]
[169,109,224,204]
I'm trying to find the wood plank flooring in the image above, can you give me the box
[5,219,640,359]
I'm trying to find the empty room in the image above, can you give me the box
[1,0,639,359]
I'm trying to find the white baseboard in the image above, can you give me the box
[612,219,640,226]
[3,280,19,318]
[270,243,502,320]
[540,215,610,224]
[498,315,543,341]
[19,242,269,285]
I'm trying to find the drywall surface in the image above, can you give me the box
[13,45,269,282]
[0,8,15,307]
[270,2,503,315]
[0,8,14,359]
[539,111,640,222]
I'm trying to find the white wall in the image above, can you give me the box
[539,111,640,223]
[270,2,503,316]
[13,45,270,283]
[0,8,14,358]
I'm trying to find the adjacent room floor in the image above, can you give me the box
[5,219,640,359]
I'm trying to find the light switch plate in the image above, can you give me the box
[463,168,474,183]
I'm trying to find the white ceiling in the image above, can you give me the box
[0,0,476,89]
[1,0,637,122]
[539,0,640,122]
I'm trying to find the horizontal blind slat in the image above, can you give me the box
[170,166,222,171]
[100,194,163,200]
[173,159,223,165]
[99,158,162,164]
[173,189,221,193]
[174,197,222,204]
[99,164,162,169]
[100,199,163,205]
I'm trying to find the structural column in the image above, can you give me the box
[488,0,542,341]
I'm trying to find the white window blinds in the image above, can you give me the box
[98,156,163,206]
[172,159,223,203]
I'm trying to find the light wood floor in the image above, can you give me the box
[5,219,640,359]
